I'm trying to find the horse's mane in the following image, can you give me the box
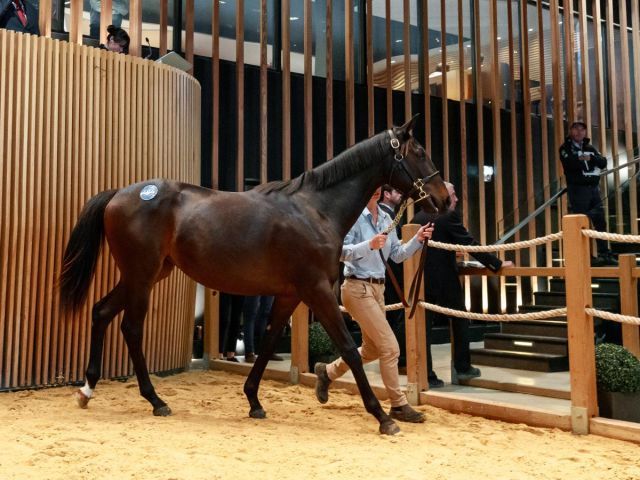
[255,134,386,196]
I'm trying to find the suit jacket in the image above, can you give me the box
[0,0,40,35]
[411,209,502,308]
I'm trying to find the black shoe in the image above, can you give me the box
[591,256,606,267]
[389,404,426,423]
[428,377,445,388]
[314,363,331,404]
[225,356,239,362]
[454,366,481,382]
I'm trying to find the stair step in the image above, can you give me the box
[484,333,568,356]
[470,348,569,372]
[533,291,619,310]
[502,319,567,338]
[549,277,620,294]
[516,304,567,321]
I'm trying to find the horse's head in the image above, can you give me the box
[384,115,449,213]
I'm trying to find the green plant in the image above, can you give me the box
[308,322,336,356]
[595,343,640,393]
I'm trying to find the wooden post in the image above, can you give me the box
[203,289,220,365]
[619,254,640,358]
[402,224,428,404]
[290,303,309,383]
[563,214,598,434]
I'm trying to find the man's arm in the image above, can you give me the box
[559,143,584,173]
[444,211,503,272]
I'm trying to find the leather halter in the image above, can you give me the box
[381,129,441,318]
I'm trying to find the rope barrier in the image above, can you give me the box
[582,229,640,243]
[428,231,563,253]
[585,308,640,325]
[418,301,567,322]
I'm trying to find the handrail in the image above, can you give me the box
[495,187,567,244]
[598,155,640,176]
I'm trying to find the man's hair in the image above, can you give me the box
[381,184,395,197]
[107,25,130,54]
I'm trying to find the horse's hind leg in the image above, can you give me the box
[120,286,171,416]
[303,284,399,435]
[243,295,299,419]
[76,283,126,408]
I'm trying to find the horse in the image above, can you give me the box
[59,116,449,435]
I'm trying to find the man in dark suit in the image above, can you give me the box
[0,0,40,35]
[412,182,512,387]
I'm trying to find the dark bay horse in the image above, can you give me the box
[59,116,448,435]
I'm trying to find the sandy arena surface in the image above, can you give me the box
[1,369,639,480]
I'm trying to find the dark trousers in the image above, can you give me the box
[219,293,245,354]
[567,184,608,255]
[242,295,274,354]
[426,303,471,378]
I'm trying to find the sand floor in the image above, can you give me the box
[1,369,639,480]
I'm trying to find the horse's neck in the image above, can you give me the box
[312,164,383,239]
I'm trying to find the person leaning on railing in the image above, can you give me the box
[98,24,130,54]
[0,0,39,35]
[559,121,617,266]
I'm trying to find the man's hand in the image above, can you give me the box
[416,223,434,243]
[369,234,387,250]
[501,261,514,268]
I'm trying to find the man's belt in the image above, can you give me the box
[346,276,385,285]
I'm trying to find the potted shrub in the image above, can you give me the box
[595,343,640,422]
[308,321,338,368]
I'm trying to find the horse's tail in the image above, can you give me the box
[59,189,119,313]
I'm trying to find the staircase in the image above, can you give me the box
[470,277,621,372]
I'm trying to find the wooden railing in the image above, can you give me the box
[0,30,201,390]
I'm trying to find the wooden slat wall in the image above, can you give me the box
[304,0,313,170]
[99,0,113,45]
[385,0,392,128]
[282,0,291,179]
[326,0,334,161]
[366,0,374,136]
[236,0,245,191]
[260,0,268,181]
[345,0,355,146]
[129,0,143,57]
[0,31,200,390]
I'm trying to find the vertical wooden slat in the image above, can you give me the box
[282,0,291,179]
[632,0,640,153]
[403,0,411,123]
[326,0,334,160]
[549,0,564,169]
[304,0,313,170]
[563,0,576,123]
[422,1,431,156]
[385,0,392,128]
[291,304,309,375]
[69,0,83,45]
[38,0,52,37]
[537,0,552,268]
[260,0,268,182]
[366,0,374,137]
[440,0,448,179]
[160,0,168,56]
[212,0,220,188]
[592,0,606,154]
[506,0,522,304]
[619,0,637,234]
[185,0,195,71]
[129,0,143,57]
[100,0,113,46]
[473,0,486,249]
[578,0,591,128]
[520,2,536,280]
[236,0,245,190]
[345,0,355,146]
[605,0,621,233]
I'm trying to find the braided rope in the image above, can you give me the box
[427,231,564,253]
[339,303,404,313]
[382,202,408,235]
[418,301,567,322]
[582,229,640,243]
[585,308,640,325]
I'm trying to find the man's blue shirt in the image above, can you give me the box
[341,205,422,279]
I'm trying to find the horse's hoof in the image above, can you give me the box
[153,405,172,417]
[74,389,90,409]
[379,420,401,435]
[249,408,266,419]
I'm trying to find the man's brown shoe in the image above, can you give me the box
[314,363,331,404]
[389,404,426,423]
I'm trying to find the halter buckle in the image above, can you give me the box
[390,138,400,150]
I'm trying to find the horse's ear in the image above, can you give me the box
[396,113,420,141]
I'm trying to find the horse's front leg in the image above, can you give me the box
[302,284,399,435]
[243,295,299,419]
